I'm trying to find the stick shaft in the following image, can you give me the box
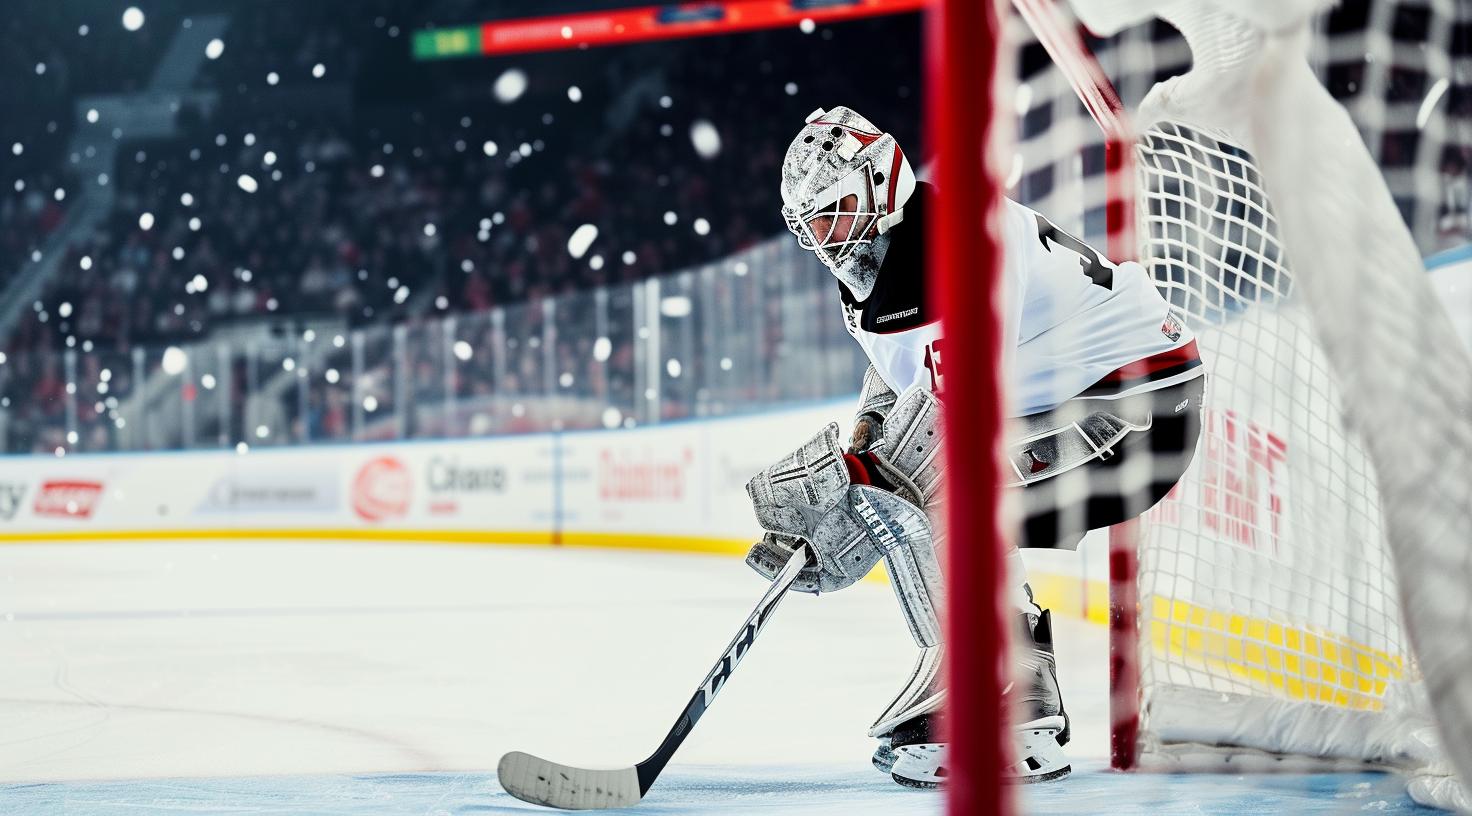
[634,546,809,794]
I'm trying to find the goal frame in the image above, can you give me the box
[1008,0,1146,772]
[945,0,1472,808]
[933,1,1142,809]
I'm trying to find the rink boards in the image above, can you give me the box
[0,399,1119,621]
[0,401,855,550]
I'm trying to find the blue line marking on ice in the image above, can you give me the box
[0,762,1438,815]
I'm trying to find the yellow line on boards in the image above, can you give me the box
[0,528,559,546]
[0,527,757,553]
[0,527,777,555]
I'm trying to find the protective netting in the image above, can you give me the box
[1134,115,1427,767]
[1012,1,1472,255]
[1014,0,1472,809]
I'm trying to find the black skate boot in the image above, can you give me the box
[1012,608,1071,782]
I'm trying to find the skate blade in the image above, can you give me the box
[892,772,941,790]
[1014,715,1070,783]
[891,742,946,789]
[1016,763,1072,784]
[891,761,1070,788]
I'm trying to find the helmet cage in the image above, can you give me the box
[782,162,881,272]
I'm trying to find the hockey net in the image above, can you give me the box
[1012,0,1472,809]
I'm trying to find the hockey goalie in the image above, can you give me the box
[744,107,1206,788]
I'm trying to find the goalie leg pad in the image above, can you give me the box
[869,387,948,648]
[882,519,946,648]
[869,645,945,737]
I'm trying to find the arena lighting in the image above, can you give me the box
[160,346,188,376]
[412,0,925,59]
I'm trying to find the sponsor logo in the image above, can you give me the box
[1149,408,1287,555]
[197,469,338,514]
[598,448,692,501]
[352,457,412,522]
[852,491,901,552]
[716,454,777,492]
[1161,312,1185,342]
[875,306,919,324]
[425,456,506,515]
[0,483,27,520]
[34,480,104,519]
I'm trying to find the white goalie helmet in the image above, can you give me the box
[780,106,917,300]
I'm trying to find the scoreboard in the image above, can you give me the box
[412,0,924,59]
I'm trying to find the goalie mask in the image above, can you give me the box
[780,106,917,301]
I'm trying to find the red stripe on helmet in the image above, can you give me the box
[886,146,904,213]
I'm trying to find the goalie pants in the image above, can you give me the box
[1018,375,1205,550]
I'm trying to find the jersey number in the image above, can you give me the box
[1034,214,1115,290]
[923,340,944,391]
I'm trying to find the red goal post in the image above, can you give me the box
[928,0,1014,812]
[931,1,1141,809]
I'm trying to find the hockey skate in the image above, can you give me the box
[883,610,1071,789]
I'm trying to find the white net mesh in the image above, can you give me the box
[1135,112,1426,767]
[1013,0,1472,807]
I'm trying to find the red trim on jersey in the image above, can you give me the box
[1085,340,1201,393]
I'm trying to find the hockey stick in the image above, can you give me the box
[497,545,809,810]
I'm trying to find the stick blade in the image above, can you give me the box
[497,751,642,810]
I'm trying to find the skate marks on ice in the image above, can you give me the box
[0,762,1438,815]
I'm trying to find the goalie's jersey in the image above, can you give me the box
[840,186,1202,416]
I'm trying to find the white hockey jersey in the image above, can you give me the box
[839,187,1201,416]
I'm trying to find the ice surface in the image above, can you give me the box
[0,541,1436,814]
[0,763,1435,815]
